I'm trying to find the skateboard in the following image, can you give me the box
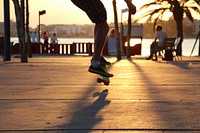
[97,65,110,86]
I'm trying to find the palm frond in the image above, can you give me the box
[159,8,169,20]
[194,0,200,4]
[138,2,162,12]
[184,5,200,13]
[135,0,200,25]
[152,8,169,30]
[184,7,194,22]
[135,7,170,22]
[135,8,161,21]
[184,0,200,6]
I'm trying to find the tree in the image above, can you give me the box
[135,0,200,56]
[126,3,132,58]
[26,0,32,58]
[12,0,28,62]
[112,0,121,60]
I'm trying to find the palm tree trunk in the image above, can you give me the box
[12,0,28,62]
[173,0,183,56]
[26,0,32,57]
[112,0,121,60]
[126,6,132,58]
[175,20,183,56]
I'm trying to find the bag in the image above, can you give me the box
[164,50,173,61]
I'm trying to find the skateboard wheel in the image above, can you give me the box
[104,81,109,86]
[97,78,102,83]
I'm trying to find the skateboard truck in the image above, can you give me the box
[97,77,109,86]
[96,64,110,86]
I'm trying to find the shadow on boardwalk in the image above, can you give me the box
[60,89,110,132]
[0,56,199,132]
[127,58,200,131]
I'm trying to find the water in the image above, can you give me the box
[141,38,199,56]
[11,37,199,56]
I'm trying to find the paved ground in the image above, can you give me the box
[0,55,200,133]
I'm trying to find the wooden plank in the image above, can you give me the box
[0,56,200,132]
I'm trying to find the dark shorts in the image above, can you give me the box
[151,42,162,50]
[71,0,107,24]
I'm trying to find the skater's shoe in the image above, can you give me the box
[146,56,151,60]
[100,56,111,65]
[152,58,158,61]
[88,65,113,77]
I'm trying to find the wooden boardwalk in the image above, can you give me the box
[0,56,200,133]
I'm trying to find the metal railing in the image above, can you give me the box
[11,42,94,55]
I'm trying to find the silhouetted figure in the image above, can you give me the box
[71,0,136,77]
[146,25,167,61]
[43,32,49,44]
[50,33,58,44]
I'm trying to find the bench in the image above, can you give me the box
[164,37,183,61]
[164,37,176,50]
[163,37,176,61]
[152,37,176,61]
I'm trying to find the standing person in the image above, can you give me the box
[71,0,136,77]
[107,29,117,55]
[146,25,168,60]
[51,33,58,44]
[43,32,49,44]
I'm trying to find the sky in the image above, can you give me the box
[0,0,155,28]
[1,0,199,28]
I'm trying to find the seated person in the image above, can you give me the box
[146,25,167,60]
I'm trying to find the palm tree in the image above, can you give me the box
[12,0,28,62]
[135,0,200,56]
[26,0,32,58]
[126,5,132,58]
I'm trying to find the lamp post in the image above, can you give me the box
[38,10,46,43]
[121,8,129,37]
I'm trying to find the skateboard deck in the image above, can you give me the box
[97,65,110,86]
